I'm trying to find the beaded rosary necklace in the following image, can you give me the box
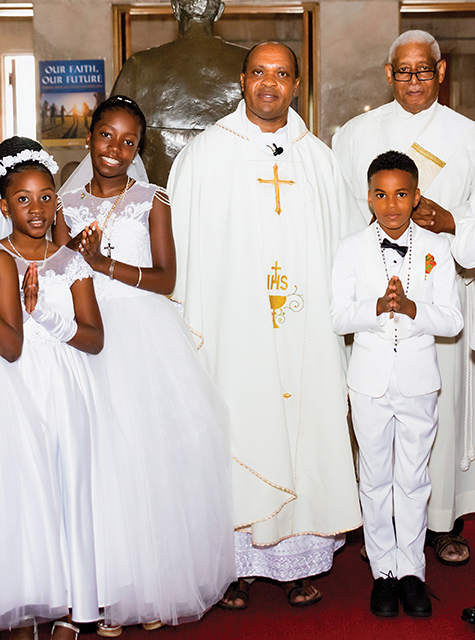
[87,176,131,258]
[375,222,413,353]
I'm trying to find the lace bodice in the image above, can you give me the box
[61,181,168,301]
[61,181,168,266]
[0,244,93,345]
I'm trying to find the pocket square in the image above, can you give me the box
[425,253,437,278]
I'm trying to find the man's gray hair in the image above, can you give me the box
[388,30,441,64]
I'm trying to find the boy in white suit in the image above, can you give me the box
[332,151,463,618]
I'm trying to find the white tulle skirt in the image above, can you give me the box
[17,340,100,623]
[0,360,68,630]
[90,289,236,627]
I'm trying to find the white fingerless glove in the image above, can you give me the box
[30,306,78,342]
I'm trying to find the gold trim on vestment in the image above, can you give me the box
[236,524,363,547]
[232,453,297,497]
[234,494,297,531]
[215,122,309,147]
[292,130,309,144]
[232,453,298,528]
[189,326,204,350]
[215,123,250,142]
[411,142,446,169]
[166,296,204,350]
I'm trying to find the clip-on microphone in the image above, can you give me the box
[267,143,284,156]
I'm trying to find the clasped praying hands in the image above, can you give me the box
[22,262,39,315]
[377,275,417,319]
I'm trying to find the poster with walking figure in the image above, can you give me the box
[39,60,105,145]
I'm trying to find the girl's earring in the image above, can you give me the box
[132,158,136,165]
[54,209,57,226]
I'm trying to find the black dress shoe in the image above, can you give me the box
[398,575,432,617]
[370,577,399,617]
[462,604,475,624]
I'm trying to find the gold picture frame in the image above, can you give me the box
[112,3,319,134]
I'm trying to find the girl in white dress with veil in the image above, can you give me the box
[0,136,104,640]
[55,96,235,635]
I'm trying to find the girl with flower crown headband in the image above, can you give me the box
[55,96,235,635]
[0,136,103,640]
[0,146,58,238]
[0,248,68,640]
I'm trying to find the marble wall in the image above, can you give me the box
[401,11,475,120]
[319,0,398,143]
[1,0,474,175]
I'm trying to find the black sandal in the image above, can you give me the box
[283,579,322,608]
[216,580,250,610]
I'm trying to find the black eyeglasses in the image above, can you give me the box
[391,61,441,82]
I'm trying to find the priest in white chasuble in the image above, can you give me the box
[333,30,475,566]
[168,42,363,607]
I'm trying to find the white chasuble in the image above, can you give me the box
[169,101,363,547]
[248,156,307,438]
[333,100,475,531]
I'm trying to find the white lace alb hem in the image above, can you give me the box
[234,531,345,581]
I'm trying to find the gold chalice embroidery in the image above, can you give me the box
[268,261,304,328]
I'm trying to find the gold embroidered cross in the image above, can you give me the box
[257,163,295,215]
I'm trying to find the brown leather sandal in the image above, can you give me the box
[283,580,322,608]
[432,533,470,566]
[216,580,250,610]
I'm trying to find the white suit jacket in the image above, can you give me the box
[332,222,463,398]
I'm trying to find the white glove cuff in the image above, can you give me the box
[31,306,78,342]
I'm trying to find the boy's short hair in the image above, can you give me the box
[367,150,419,186]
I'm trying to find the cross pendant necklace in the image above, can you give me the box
[105,242,115,258]
[88,176,131,259]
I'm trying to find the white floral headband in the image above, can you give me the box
[0,148,59,177]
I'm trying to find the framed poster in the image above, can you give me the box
[39,59,105,145]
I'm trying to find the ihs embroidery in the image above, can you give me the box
[257,164,295,215]
[267,261,304,328]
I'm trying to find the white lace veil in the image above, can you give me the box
[58,153,149,196]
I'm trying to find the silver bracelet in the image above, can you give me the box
[135,266,142,288]
[109,259,116,280]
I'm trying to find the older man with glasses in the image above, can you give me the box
[333,29,475,577]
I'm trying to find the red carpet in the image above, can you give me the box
[39,516,475,640]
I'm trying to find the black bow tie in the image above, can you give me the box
[380,237,408,258]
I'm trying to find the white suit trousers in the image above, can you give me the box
[350,370,438,580]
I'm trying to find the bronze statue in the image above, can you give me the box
[111,0,248,186]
